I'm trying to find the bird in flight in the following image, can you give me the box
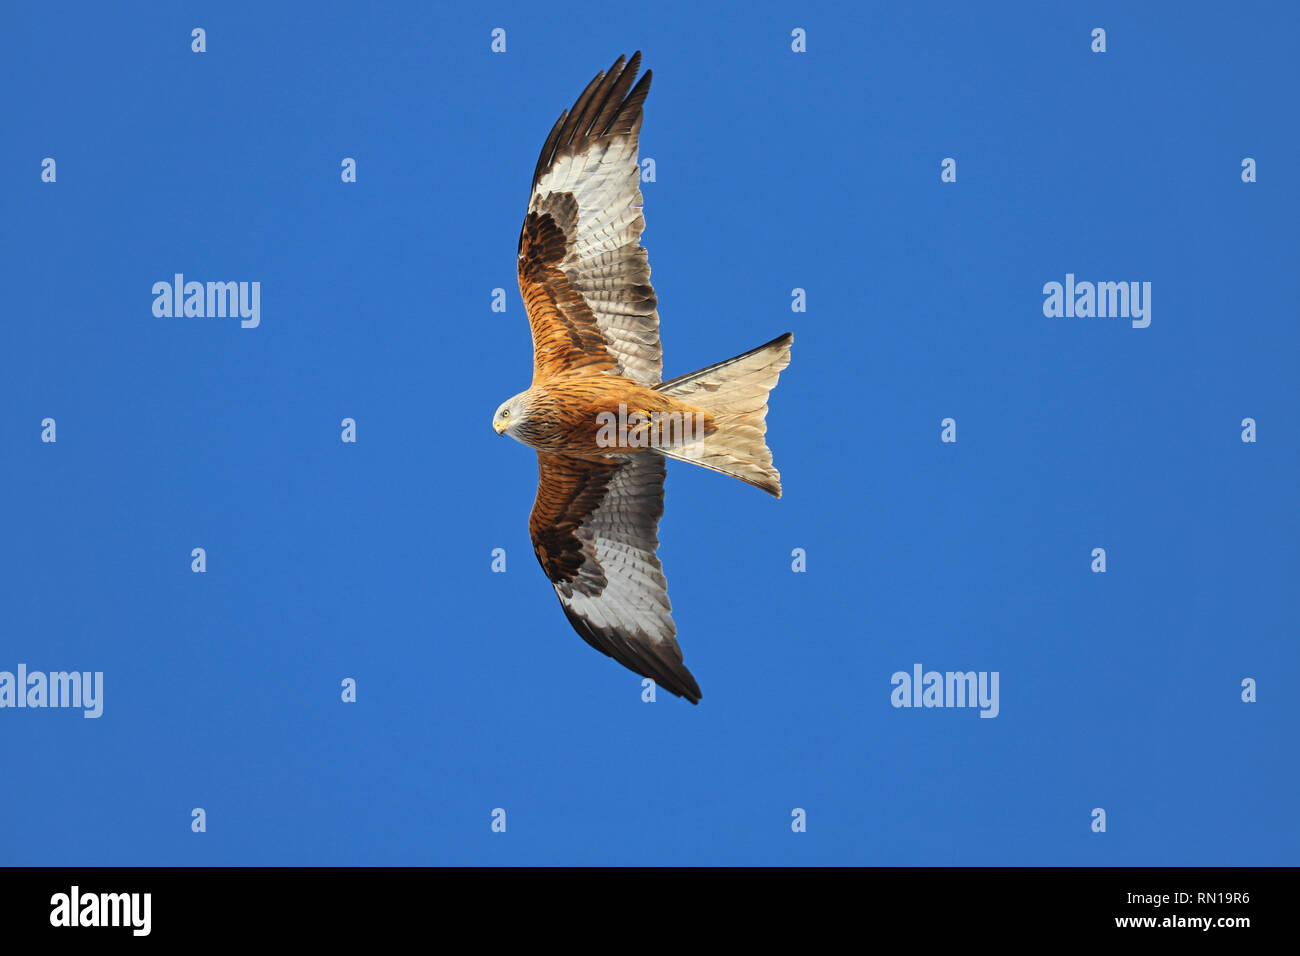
[494,52,792,704]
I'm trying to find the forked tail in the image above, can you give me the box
[653,332,793,497]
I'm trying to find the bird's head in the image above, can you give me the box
[493,392,530,441]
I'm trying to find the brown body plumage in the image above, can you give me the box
[494,52,793,703]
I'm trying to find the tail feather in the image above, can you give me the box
[653,332,792,497]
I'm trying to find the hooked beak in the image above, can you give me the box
[494,419,507,435]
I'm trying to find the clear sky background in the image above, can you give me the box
[2,1,1296,865]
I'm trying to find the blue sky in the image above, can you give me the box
[2,1,1296,865]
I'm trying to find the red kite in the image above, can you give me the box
[494,52,792,703]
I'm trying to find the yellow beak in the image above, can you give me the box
[494,420,507,435]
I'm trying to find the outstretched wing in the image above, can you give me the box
[529,451,701,703]
[518,52,662,387]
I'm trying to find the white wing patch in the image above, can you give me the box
[554,455,674,643]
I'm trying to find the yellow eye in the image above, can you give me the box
[501,409,510,419]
